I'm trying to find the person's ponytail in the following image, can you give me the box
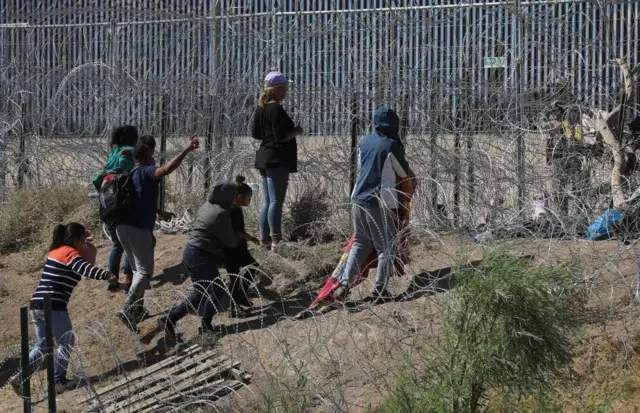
[258,93,267,109]
[235,175,252,196]
[49,223,86,251]
[257,86,279,109]
[50,225,67,251]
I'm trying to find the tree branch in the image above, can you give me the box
[605,59,634,123]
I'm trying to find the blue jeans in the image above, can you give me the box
[259,167,290,241]
[339,203,398,291]
[168,243,225,329]
[106,223,132,276]
[26,310,75,382]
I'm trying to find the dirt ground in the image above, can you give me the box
[0,233,640,412]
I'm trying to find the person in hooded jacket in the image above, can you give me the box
[159,180,242,345]
[333,106,415,302]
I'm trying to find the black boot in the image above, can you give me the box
[158,316,177,347]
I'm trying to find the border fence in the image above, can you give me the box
[1,0,639,230]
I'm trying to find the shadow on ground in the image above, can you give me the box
[151,263,187,289]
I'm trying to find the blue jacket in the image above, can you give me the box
[351,106,410,205]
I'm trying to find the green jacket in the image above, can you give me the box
[92,145,135,190]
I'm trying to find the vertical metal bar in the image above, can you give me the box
[43,294,56,413]
[158,94,168,212]
[20,307,32,413]
[349,93,358,199]
[204,93,214,197]
[515,0,526,214]
[18,100,28,188]
[453,132,460,226]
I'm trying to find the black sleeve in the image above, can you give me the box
[271,105,296,142]
[390,141,410,174]
[251,109,261,140]
[230,207,246,234]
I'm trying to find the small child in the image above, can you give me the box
[225,175,260,317]
[9,223,117,396]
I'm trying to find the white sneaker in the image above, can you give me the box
[8,375,22,396]
[270,240,284,253]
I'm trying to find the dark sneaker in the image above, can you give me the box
[228,305,252,319]
[260,239,272,250]
[116,311,138,333]
[198,324,221,341]
[158,316,177,348]
[54,377,79,394]
[107,282,120,292]
[9,375,23,396]
[333,283,350,302]
[371,288,394,303]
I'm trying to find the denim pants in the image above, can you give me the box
[116,225,155,321]
[106,223,132,276]
[168,243,225,329]
[339,203,398,291]
[25,310,75,382]
[259,166,290,241]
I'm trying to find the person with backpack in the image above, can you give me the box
[8,223,117,396]
[136,134,175,222]
[159,180,243,345]
[115,137,200,331]
[333,106,416,302]
[225,175,261,317]
[93,125,138,291]
[252,71,303,252]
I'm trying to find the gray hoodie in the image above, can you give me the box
[187,180,242,261]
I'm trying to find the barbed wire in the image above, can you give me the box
[1,1,640,411]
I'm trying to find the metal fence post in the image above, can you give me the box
[349,93,358,200]
[158,94,168,212]
[43,294,56,412]
[18,100,29,189]
[204,93,215,197]
[20,307,32,413]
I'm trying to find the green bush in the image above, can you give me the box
[379,251,582,413]
[0,186,99,253]
[284,186,332,244]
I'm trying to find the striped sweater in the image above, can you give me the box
[30,246,110,311]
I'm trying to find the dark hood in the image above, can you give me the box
[208,180,238,210]
[373,105,400,141]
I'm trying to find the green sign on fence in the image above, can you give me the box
[483,56,507,68]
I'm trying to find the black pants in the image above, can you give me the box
[168,244,225,329]
[224,246,258,308]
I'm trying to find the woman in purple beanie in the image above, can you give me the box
[251,71,303,252]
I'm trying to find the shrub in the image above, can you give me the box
[379,251,582,413]
[284,186,332,244]
[0,186,99,253]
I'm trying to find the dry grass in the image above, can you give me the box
[0,186,99,253]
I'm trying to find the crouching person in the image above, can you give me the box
[159,180,243,346]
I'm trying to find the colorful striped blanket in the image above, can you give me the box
[296,172,416,318]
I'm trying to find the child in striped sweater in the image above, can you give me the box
[9,223,117,395]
